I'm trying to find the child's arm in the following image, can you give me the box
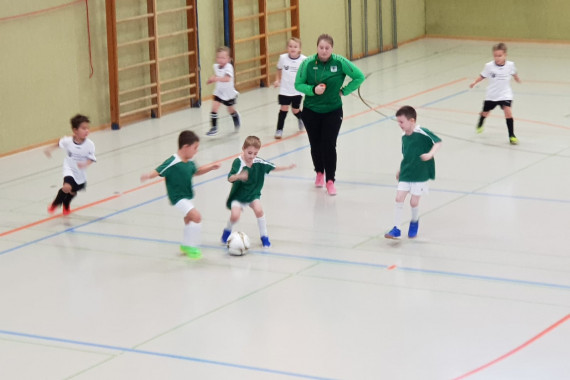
[196,162,221,175]
[420,142,442,161]
[273,69,282,87]
[513,73,521,84]
[228,169,248,183]
[77,160,95,169]
[272,163,296,172]
[140,170,159,182]
[207,74,232,84]
[44,142,59,158]
[469,75,484,88]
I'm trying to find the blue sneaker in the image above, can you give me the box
[384,226,401,239]
[408,220,419,238]
[221,229,232,244]
[260,236,271,248]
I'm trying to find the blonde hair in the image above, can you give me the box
[217,46,231,55]
[288,37,302,47]
[242,136,261,150]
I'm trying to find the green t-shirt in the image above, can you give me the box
[226,156,275,209]
[295,53,365,113]
[399,126,442,182]
[156,154,197,204]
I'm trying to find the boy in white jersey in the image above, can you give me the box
[220,136,295,248]
[140,131,220,258]
[273,37,306,139]
[470,42,522,145]
[385,106,442,239]
[45,114,96,215]
[206,46,240,136]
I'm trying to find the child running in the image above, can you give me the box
[140,130,220,258]
[470,42,522,145]
[385,106,442,239]
[273,37,306,139]
[45,114,96,215]
[221,136,296,248]
[206,46,240,136]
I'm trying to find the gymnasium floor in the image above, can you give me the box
[1,38,569,380]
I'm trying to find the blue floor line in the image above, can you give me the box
[70,230,570,291]
[0,329,336,380]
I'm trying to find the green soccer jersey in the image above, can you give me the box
[399,126,442,182]
[156,154,197,205]
[226,156,275,209]
[295,53,365,113]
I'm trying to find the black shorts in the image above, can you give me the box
[214,95,237,107]
[278,95,303,109]
[64,176,86,192]
[483,100,512,112]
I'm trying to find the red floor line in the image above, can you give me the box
[452,314,570,380]
[0,78,464,238]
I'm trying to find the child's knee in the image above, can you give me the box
[184,209,201,224]
[62,183,73,193]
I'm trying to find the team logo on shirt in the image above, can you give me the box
[491,73,496,78]
[284,65,289,70]
[331,66,337,72]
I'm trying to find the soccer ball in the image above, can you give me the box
[227,231,250,256]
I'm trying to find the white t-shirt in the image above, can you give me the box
[59,136,96,184]
[213,63,238,101]
[276,53,306,96]
[480,60,517,101]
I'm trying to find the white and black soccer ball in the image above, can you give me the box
[227,231,251,256]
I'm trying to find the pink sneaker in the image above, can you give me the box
[315,172,325,187]
[326,180,337,196]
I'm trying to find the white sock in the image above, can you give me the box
[183,222,201,247]
[393,202,404,228]
[225,220,235,231]
[411,207,419,222]
[257,216,268,237]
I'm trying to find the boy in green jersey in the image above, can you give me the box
[221,136,296,248]
[385,106,442,239]
[141,131,220,258]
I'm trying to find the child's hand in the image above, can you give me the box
[273,80,280,87]
[420,153,433,161]
[211,163,221,170]
[207,76,217,84]
[44,148,52,158]
[287,163,296,170]
[77,161,88,169]
[469,82,476,88]
[140,173,150,182]
[396,170,400,181]
[236,169,249,182]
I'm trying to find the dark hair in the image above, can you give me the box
[493,43,507,53]
[395,105,417,121]
[70,114,90,129]
[178,130,199,149]
[242,135,261,150]
[317,34,334,47]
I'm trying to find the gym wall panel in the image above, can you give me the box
[426,0,570,41]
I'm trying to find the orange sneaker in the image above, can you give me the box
[62,206,71,216]
[47,204,57,214]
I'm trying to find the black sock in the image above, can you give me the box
[231,112,240,127]
[477,115,486,128]
[276,110,287,131]
[506,118,514,137]
[210,112,218,128]
[63,193,76,209]
[293,110,302,119]
[52,189,67,207]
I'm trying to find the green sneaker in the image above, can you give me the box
[476,125,484,134]
[509,136,519,145]
[180,245,202,259]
